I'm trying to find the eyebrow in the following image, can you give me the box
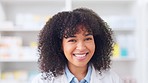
[68,35,76,38]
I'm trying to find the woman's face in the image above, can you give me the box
[62,26,95,68]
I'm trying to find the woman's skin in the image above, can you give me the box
[62,25,95,81]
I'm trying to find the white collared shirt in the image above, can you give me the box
[31,66,123,83]
[65,65,92,83]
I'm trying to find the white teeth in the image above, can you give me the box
[74,54,86,57]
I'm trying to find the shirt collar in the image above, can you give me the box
[65,65,92,83]
[84,65,92,82]
[65,65,74,83]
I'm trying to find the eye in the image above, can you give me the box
[68,39,77,42]
[85,37,93,41]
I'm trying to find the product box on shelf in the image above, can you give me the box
[0,36,22,60]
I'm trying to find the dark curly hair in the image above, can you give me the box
[38,8,114,79]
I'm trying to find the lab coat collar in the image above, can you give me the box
[55,65,106,83]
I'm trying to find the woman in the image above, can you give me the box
[32,8,123,83]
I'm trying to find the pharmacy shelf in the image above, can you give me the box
[72,0,135,3]
[0,80,28,83]
[0,59,37,62]
[112,28,135,32]
[71,0,136,13]
[0,0,65,4]
[0,28,40,32]
[112,57,136,62]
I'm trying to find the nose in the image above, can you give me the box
[76,41,86,51]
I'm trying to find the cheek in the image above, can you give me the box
[62,43,75,55]
[88,42,95,55]
[87,42,95,50]
[91,44,95,53]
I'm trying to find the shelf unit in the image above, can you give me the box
[0,0,147,83]
[0,30,39,83]
[140,0,148,82]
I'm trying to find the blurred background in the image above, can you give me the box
[0,0,148,83]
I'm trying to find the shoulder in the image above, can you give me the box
[103,70,119,77]
[31,73,67,83]
[31,73,53,83]
[95,70,123,83]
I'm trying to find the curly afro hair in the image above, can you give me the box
[38,8,114,79]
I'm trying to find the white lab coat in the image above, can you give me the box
[32,66,123,83]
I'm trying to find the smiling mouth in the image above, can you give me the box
[73,52,89,58]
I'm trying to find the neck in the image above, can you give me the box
[68,64,88,81]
